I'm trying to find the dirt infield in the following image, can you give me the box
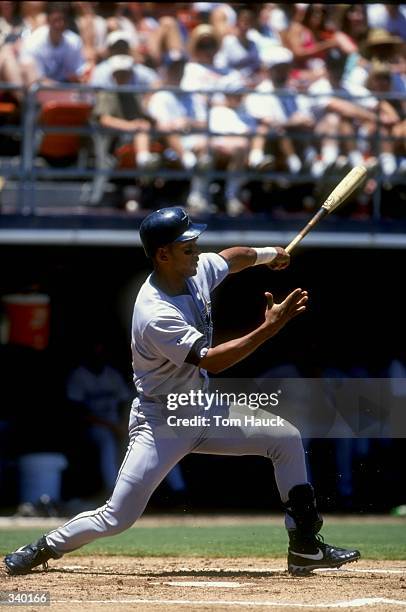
[1,556,406,611]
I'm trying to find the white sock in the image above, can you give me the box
[348,151,364,167]
[379,152,397,176]
[311,159,326,178]
[287,154,302,174]
[321,143,338,166]
[136,151,152,166]
[248,148,264,167]
[182,151,197,169]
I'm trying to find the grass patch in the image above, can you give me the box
[1,523,405,560]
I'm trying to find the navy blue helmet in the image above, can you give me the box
[140,207,207,257]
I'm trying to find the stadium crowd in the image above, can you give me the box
[0,2,405,215]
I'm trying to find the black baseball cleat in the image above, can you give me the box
[288,536,361,576]
[4,536,59,576]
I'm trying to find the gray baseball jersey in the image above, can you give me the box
[131,252,229,397]
[45,251,307,554]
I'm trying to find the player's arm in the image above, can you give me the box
[219,246,290,273]
[196,288,308,373]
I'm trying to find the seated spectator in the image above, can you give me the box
[257,4,288,41]
[209,3,237,40]
[0,2,26,102]
[181,24,244,92]
[209,80,268,216]
[90,30,159,89]
[148,52,210,211]
[19,1,47,37]
[366,61,406,174]
[93,54,159,170]
[283,4,355,82]
[123,2,185,69]
[103,2,138,42]
[308,48,399,177]
[0,1,25,45]
[367,4,406,41]
[72,1,108,65]
[215,8,261,82]
[348,28,406,97]
[19,2,85,86]
[334,4,370,82]
[245,47,315,175]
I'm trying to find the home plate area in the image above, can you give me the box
[2,557,406,611]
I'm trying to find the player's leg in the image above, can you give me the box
[3,402,194,575]
[194,403,360,575]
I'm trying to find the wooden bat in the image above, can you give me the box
[285,165,367,254]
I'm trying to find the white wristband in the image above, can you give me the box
[253,247,278,266]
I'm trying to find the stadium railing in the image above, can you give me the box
[0,82,404,217]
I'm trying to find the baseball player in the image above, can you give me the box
[4,207,360,577]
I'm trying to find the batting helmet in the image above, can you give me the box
[140,207,207,257]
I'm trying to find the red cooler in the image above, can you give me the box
[2,293,50,350]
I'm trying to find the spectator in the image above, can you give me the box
[245,47,315,175]
[90,30,158,89]
[366,62,406,174]
[19,1,47,36]
[215,8,261,82]
[209,3,237,40]
[182,24,242,92]
[148,52,211,211]
[104,2,138,42]
[72,2,108,65]
[124,2,185,69]
[0,2,26,101]
[283,4,355,80]
[19,2,85,86]
[367,4,406,41]
[334,4,370,82]
[257,4,288,41]
[0,1,24,46]
[308,48,399,177]
[66,339,131,495]
[208,79,268,216]
[93,54,159,170]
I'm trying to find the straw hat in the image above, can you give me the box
[188,24,220,57]
[362,28,403,57]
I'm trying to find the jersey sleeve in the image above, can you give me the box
[198,252,229,292]
[144,316,205,368]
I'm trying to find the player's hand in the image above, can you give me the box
[263,288,308,336]
[267,247,290,270]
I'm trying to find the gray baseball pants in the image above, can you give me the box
[46,400,307,554]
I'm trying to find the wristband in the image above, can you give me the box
[253,247,278,266]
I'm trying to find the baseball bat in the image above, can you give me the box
[285,165,367,254]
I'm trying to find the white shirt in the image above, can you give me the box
[209,104,256,135]
[148,89,206,124]
[181,62,245,93]
[20,25,85,81]
[131,252,229,397]
[91,60,158,89]
[215,33,260,77]
[245,79,312,123]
